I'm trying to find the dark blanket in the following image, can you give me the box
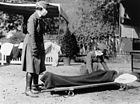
[40,70,117,89]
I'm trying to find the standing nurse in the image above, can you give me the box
[21,1,48,97]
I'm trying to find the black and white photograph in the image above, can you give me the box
[0,0,140,104]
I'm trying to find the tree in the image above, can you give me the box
[61,28,79,58]
[60,25,79,65]
[74,0,119,56]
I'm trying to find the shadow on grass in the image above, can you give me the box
[0,64,10,67]
[49,85,140,97]
[49,84,121,96]
[128,85,140,90]
[0,63,21,67]
[58,62,82,66]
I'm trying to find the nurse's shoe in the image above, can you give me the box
[32,86,43,94]
[25,90,39,97]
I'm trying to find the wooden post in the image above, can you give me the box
[1,53,4,65]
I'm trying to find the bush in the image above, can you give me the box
[8,32,25,44]
[0,31,25,44]
[61,28,79,58]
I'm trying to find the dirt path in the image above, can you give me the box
[0,63,140,104]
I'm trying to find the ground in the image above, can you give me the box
[0,62,140,104]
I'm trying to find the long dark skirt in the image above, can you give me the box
[21,35,46,74]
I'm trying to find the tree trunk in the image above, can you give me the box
[63,57,70,66]
[71,57,75,63]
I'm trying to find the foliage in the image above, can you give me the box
[8,32,25,44]
[61,28,79,58]
[0,11,25,44]
[98,0,119,34]
[0,31,25,44]
[74,0,119,55]
[0,0,120,56]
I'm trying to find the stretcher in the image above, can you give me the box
[39,71,137,97]
[38,82,128,97]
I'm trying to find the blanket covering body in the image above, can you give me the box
[41,70,117,89]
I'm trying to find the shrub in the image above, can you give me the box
[8,32,25,44]
[61,28,79,58]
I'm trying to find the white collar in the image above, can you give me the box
[36,11,42,18]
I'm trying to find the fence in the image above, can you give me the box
[0,53,54,65]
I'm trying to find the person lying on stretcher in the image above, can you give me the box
[39,43,137,89]
[40,70,137,89]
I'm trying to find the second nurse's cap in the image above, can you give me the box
[36,1,49,9]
